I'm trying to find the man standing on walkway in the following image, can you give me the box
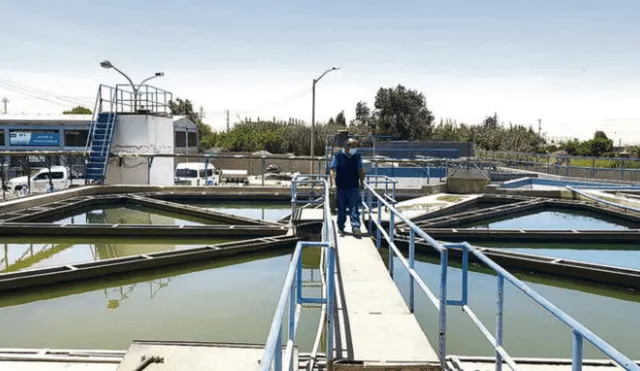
[329,138,366,237]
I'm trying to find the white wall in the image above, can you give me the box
[105,114,175,186]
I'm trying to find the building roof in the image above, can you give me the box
[0,114,93,123]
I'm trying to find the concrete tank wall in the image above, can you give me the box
[105,115,175,186]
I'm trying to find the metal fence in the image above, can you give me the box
[362,177,640,371]
[479,150,640,182]
[1,152,483,201]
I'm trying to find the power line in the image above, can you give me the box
[227,87,312,116]
[0,82,78,108]
[0,79,92,107]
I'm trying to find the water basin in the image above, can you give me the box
[54,206,220,226]
[467,210,633,230]
[0,237,239,272]
[0,252,321,350]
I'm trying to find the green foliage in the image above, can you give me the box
[202,119,345,155]
[184,84,552,155]
[63,106,92,114]
[374,85,435,140]
[429,116,545,153]
[562,131,613,157]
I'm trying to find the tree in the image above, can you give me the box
[373,84,434,140]
[349,101,374,134]
[335,111,346,126]
[63,106,92,114]
[169,98,213,150]
[589,131,613,157]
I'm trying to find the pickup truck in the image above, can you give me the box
[3,166,84,196]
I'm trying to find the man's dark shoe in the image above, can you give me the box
[352,228,361,238]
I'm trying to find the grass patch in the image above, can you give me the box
[436,195,464,202]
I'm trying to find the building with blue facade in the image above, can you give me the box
[0,114,198,171]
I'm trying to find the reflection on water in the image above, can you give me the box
[0,238,237,272]
[391,255,640,359]
[0,252,321,351]
[55,206,217,226]
[469,210,633,230]
[504,248,640,270]
[476,242,640,270]
[189,201,291,222]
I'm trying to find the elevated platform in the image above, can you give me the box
[333,217,440,370]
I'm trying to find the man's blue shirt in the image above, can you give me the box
[330,150,363,190]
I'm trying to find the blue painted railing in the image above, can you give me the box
[503,177,640,190]
[362,180,640,371]
[567,186,640,214]
[260,175,336,371]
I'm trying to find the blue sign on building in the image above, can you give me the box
[9,132,60,146]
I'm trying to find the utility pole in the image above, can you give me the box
[226,110,230,132]
[1,98,8,114]
[538,118,542,136]
[310,67,340,174]
[198,106,205,120]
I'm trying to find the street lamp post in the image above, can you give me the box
[310,67,339,174]
[100,60,164,112]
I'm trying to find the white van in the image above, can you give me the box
[174,162,220,186]
[4,166,84,196]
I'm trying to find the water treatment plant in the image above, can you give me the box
[0,84,639,371]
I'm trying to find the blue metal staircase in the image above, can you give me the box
[85,111,117,183]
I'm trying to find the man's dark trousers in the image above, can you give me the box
[337,187,360,232]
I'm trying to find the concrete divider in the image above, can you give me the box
[0,235,300,292]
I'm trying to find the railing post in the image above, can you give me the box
[376,199,382,249]
[496,274,504,371]
[459,243,468,306]
[572,330,583,371]
[367,187,373,234]
[326,246,335,363]
[297,249,303,303]
[409,229,415,313]
[392,181,396,201]
[289,266,297,340]
[438,250,448,370]
[275,329,282,371]
[388,205,395,278]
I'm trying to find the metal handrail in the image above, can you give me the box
[567,186,640,214]
[447,241,640,371]
[362,181,448,370]
[260,176,336,371]
[363,179,640,371]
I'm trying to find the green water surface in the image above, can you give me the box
[0,251,321,350]
[391,255,640,359]
[54,206,218,226]
[467,210,634,230]
[0,248,638,360]
[0,238,239,272]
[476,242,640,270]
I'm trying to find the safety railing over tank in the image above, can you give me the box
[93,84,173,116]
[361,179,449,370]
[362,179,640,371]
[567,186,640,216]
[260,175,336,371]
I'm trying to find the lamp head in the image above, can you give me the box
[100,60,113,69]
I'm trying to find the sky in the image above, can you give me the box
[1,0,640,144]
